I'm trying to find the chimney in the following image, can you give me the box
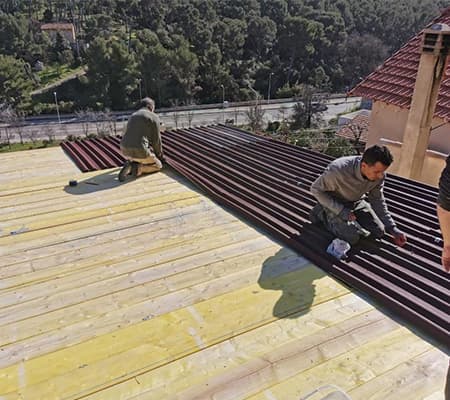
[397,23,450,181]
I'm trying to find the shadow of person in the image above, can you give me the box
[63,167,168,195]
[63,168,124,195]
[258,247,325,319]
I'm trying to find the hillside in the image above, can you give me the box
[0,0,447,114]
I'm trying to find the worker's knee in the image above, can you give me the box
[342,232,361,246]
[324,216,361,245]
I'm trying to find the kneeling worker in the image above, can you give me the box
[310,145,407,247]
[119,97,164,182]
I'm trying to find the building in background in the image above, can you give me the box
[41,23,76,43]
[351,8,450,186]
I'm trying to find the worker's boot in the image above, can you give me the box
[118,160,132,182]
[130,162,141,178]
[310,204,325,225]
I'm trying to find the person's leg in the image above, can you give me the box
[118,159,132,182]
[309,203,326,225]
[130,153,163,177]
[311,204,361,245]
[118,146,135,182]
[325,210,361,245]
[353,200,385,239]
[445,362,450,400]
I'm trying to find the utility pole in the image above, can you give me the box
[267,72,274,104]
[54,92,61,123]
[220,84,225,123]
[248,83,259,105]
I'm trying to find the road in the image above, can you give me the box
[159,97,361,127]
[1,97,361,143]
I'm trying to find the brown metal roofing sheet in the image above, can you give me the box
[61,126,450,348]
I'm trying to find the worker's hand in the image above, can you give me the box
[339,208,356,222]
[390,227,407,247]
[442,245,450,272]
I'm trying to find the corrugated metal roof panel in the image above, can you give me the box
[61,126,450,348]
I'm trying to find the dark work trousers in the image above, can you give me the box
[309,199,385,245]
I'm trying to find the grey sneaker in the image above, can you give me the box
[118,160,131,182]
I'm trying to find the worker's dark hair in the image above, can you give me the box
[139,97,155,111]
[362,145,393,166]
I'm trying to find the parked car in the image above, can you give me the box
[311,102,328,112]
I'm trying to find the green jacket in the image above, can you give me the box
[120,108,162,159]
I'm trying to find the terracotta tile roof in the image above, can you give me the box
[350,7,450,122]
[61,126,449,347]
[336,114,370,143]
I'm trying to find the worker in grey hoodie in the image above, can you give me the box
[310,144,407,246]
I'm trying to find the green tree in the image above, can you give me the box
[134,30,199,106]
[0,1,21,13]
[197,45,230,103]
[134,29,171,105]
[332,0,354,31]
[260,0,288,25]
[310,11,346,90]
[289,84,320,130]
[0,54,34,112]
[85,36,138,109]
[213,18,247,61]
[276,16,324,85]
[0,12,28,57]
[43,8,53,23]
[323,135,355,158]
[135,0,173,31]
[50,32,74,64]
[0,12,50,63]
[342,33,389,88]
[218,0,260,20]
[168,35,199,104]
[246,102,265,132]
[83,13,114,42]
[0,0,443,110]
[244,16,277,60]
[346,0,441,52]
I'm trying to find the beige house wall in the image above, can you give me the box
[367,100,449,186]
[380,139,446,187]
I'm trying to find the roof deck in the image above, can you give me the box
[0,147,447,399]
